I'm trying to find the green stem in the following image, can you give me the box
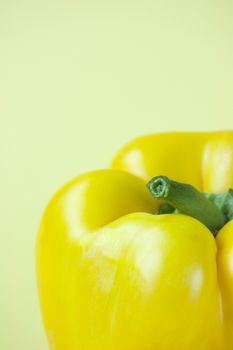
[158,203,175,214]
[206,190,233,221]
[147,176,227,235]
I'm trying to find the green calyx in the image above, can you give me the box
[147,176,233,236]
[205,190,233,221]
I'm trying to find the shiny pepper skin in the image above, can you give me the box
[37,131,233,350]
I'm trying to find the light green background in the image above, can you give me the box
[1,0,233,349]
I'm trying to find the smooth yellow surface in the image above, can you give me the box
[112,131,233,192]
[37,132,233,349]
[2,1,233,349]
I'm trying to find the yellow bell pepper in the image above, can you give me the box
[37,131,233,350]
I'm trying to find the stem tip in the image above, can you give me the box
[147,176,170,199]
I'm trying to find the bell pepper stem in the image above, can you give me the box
[147,176,227,235]
[206,190,233,221]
